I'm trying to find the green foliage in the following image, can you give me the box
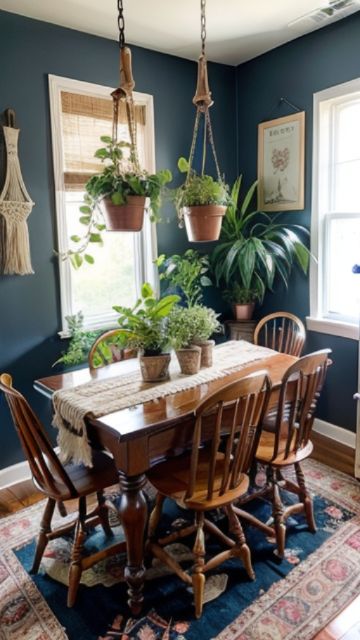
[53,312,101,367]
[211,175,310,305]
[156,249,211,307]
[167,305,222,350]
[173,157,230,226]
[62,137,172,267]
[223,283,262,305]
[113,283,180,355]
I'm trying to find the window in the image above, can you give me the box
[49,75,158,334]
[309,78,360,340]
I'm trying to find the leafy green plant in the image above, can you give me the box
[113,283,180,355]
[62,137,172,268]
[173,157,230,227]
[211,176,310,305]
[223,283,263,305]
[53,312,102,367]
[156,249,211,307]
[167,304,221,350]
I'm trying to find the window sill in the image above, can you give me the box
[306,316,359,340]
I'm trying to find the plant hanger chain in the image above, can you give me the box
[187,0,222,183]
[111,0,140,172]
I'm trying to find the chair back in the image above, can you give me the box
[0,373,77,499]
[185,371,271,501]
[88,329,137,369]
[269,349,331,462]
[254,312,305,356]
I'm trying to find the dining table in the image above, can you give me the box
[34,341,297,614]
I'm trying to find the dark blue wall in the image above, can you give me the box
[235,13,360,432]
[0,10,236,469]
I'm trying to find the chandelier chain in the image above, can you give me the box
[117,0,125,48]
[201,0,206,55]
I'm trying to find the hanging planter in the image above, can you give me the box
[100,195,147,232]
[174,3,230,243]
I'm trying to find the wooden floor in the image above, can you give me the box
[0,431,358,639]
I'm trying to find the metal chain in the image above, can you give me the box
[117,0,125,48]
[201,0,206,55]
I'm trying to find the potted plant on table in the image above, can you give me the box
[63,137,172,268]
[113,283,180,382]
[211,175,310,319]
[173,158,230,242]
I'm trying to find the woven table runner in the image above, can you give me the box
[53,341,276,466]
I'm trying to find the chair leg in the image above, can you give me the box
[271,469,286,558]
[295,462,316,532]
[96,490,113,537]
[67,497,86,607]
[30,498,56,574]
[192,512,206,619]
[147,493,165,540]
[225,504,255,580]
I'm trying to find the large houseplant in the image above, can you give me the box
[174,157,230,242]
[113,282,180,382]
[64,137,172,268]
[211,176,310,319]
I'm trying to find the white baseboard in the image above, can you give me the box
[0,460,31,490]
[313,418,356,449]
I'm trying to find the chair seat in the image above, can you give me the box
[256,431,313,466]
[49,451,119,500]
[147,449,249,510]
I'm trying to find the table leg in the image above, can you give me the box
[118,471,148,615]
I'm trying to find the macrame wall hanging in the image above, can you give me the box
[0,109,34,275]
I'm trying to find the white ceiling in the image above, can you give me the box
[0,0,359,66]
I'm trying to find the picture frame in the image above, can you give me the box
[257,111,305,211]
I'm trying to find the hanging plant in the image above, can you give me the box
[174,2,230,243]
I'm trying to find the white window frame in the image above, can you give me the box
[308,77,360,341]
[48,74,159,336]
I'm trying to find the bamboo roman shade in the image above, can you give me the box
[61,91,146,191]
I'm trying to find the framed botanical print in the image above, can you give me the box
[257,111,305,211]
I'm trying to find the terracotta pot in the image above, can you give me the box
[139,353,171,382]
[233,303,255,321]
[101,195,147,231]
[176,346,201,375]
[182,205,227,242]
[191,339,215,368]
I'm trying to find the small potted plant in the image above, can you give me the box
[63,137,172,268]
[173,158,230,242]
[113,283,180,382]
[167,306,202,375]
[187,305,222,367]
[211,175,310,317]
[223,283,263,321]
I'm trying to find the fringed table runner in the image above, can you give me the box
[53,341,276,466]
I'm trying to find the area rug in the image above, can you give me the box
[1,459,360,640]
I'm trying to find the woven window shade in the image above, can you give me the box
[61,91,146,191]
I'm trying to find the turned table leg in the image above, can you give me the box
[118,471,148,615]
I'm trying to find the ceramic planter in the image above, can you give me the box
[192,339,215,367]
[182,204,227,242]
[139,353,171,382]
[101,195,147,232]
[233,303,255,321]
[175,345,201,375]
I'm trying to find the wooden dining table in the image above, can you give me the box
[34,347,296,614]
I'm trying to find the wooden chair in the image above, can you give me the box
[254,312,306,357]
[88,328,137,370]
[145,371,272,618]
[252,349,331,558]
[0,373,126,607]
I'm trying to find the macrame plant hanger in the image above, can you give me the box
[99,0,148,232]
[181,0,226,242]
[0,109,34,275]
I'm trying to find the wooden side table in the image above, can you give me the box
[225,320,257,342]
